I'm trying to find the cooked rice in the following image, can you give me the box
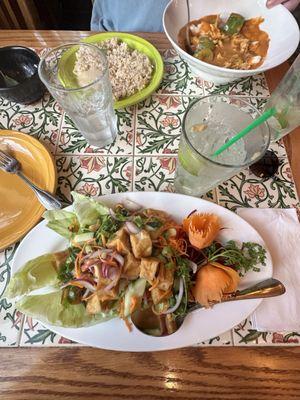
[74,38,153,100]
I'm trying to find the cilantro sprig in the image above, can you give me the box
[201,240,267,276]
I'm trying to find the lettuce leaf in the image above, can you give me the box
[4,251,69,299]
[16,291,116,328]
[43,209,78,239]
[71,191,109,227]
[124,278,147,317]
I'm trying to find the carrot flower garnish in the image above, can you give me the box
[183,213,220,250]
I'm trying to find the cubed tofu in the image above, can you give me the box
[86,293,101,315]
[107,227,131,255]
[157,266,174,291]
[139,257,160,282]
[86,286,119,314]
[97,286,119,302]
[130,229,152,258]
[151,287,171,305]
[123,253,141,280]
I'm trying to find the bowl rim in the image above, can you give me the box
[163,0,300,75]
[0,46,40,92]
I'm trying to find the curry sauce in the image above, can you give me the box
[178,14,270,70]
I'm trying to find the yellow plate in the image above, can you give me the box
[0,130,56,250]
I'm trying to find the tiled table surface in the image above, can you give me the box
[0,49,299,348]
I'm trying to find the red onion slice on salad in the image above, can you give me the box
[102,263,109,278]
[125,221,141,234]
[112,253,124,267]
[122,199,142,211]
[163,277,184,314]
[187,260,198,274]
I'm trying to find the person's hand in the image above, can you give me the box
[266,0,300,11]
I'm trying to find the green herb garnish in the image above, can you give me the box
[95,215,121,241]
[202,240,267,276]
[133,215,145,228]
[146,218,163,229]
[58,247,80,283]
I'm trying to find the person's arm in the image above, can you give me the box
[266,0,300,11]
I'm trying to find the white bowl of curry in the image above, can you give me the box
[163,0,300,84]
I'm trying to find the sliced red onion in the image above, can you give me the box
[112,253,124,267]
[102,263,109,278]
[82,288,90,298]
[163,278,184,314]
[122,199,142,211]
[125,221,141,234]
[107,266,119,280]
[104,267,120,291]
[187,260,198,274]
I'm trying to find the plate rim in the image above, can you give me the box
[11,191,273,351]
[0,129,56,251]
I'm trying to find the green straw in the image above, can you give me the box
[212,107,276,157]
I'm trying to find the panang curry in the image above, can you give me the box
[178,13,270,70]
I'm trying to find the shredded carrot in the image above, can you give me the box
[169,237,188,255]
[149,277,160,291]
[124,317,132,332]
[129,296,138,314]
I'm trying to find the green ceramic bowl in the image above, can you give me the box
[82,32,164,109]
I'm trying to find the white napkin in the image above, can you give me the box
[237,208,300,332]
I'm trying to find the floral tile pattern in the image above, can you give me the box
[232,318,300,346]
[0,92,63,155]
[134,156,217,203]
[136,95,193,155]
[0,47,299,348]
[20,317,78,346]
[0,245,23,347]
[195,330,233,346]
[159,50,204,96]
[55,156,133,205]
[57,106,135,156]
[202,73,270,98]
[217,142,299,211]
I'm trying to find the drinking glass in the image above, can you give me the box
[174,95,270,197]
[38,43,117,147]
[265,53,300,142]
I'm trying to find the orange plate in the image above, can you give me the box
[0,130,56,250]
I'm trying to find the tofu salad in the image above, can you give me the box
[5,192,267,336]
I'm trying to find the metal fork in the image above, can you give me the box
[0,150,62,210]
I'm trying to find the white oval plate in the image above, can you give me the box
[12,192,272,351]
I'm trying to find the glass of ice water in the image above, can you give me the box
[174,95,270,197]
[264,53,300,142]
[38,43,117,147]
